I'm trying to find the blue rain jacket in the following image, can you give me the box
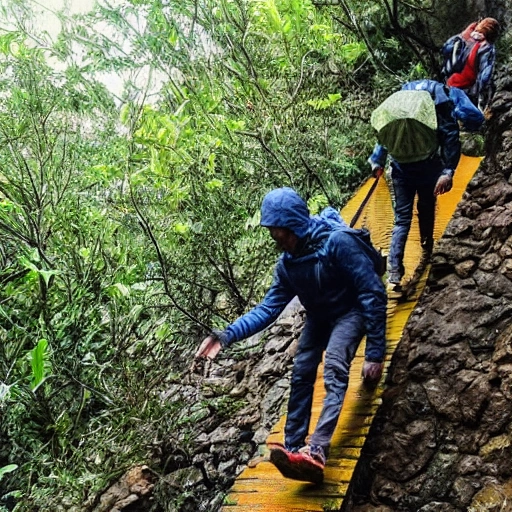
[369,80,461,178]
[449,86,484,132]
[472,43,496,108]
[220,188,387,362]
[442,35,496,109]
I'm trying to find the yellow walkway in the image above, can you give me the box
[222,155,482,512]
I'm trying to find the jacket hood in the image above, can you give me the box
[260,187,310,238]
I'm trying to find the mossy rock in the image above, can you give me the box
[460,131,485,157]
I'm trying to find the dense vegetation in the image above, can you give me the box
[0,0,487,509]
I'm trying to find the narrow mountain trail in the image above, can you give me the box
[221,155,482,512]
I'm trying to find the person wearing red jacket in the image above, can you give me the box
[443,18,500,111]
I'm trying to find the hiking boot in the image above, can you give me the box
[299,444,326,468]
[421,238,434,263]
[268,443,324,484]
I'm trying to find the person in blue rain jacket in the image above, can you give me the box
[368,79,470,287]
[195,187,387,471]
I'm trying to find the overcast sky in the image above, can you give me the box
[5,0,164,102]
[38,0,96,38]
[32,0,132,99]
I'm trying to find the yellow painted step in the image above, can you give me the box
[222,155,482,512]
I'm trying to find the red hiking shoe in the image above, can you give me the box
[267,443,324,484]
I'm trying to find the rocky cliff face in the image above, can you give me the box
[342,74,512,512]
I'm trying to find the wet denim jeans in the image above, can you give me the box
[388,158,444,277]
[284,309,365,452]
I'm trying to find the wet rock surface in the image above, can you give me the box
[93,300,303,511]
[342,75,512,511]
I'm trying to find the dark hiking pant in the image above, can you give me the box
[284,309,365,452]
[388,157,444,278]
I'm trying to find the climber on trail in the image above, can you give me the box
[368,79,472,288]
[441,17,500,112]
[194,187,387,483]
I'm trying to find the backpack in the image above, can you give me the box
[318,207,385,276]
[441,35,478,78]
[370,90,438,164]
[446,41,481,89]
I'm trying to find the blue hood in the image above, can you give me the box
[260,187,310,238]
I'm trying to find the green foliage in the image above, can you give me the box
[307,194,330,215]
[0,464,19,512]
[210,396,249,419]
[0,464,17,482]
[28,339,50,391]
[307,93,342,110]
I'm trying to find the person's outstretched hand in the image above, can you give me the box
[434,175,453,196]
[362,360,384,389]
[372,166,384,179]
[195,335,222,360]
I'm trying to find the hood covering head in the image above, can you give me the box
[260,187,310,238]
[475,17,500,43]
